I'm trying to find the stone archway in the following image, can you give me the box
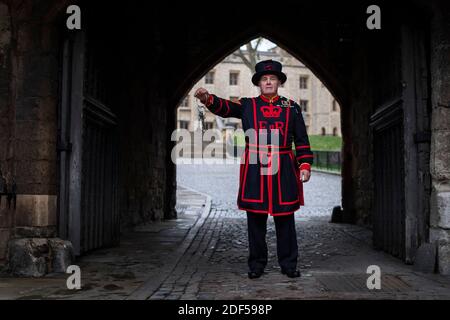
[152,2,431,266]
[1,0,449,275]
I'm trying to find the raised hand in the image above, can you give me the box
[194,87,210,105]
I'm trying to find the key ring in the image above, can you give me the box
[196,98,206,134]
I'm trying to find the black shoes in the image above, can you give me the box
[248,269,301,279]
[248,270,264,279]
[281,269,301,278]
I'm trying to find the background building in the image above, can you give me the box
[177,45,342,137]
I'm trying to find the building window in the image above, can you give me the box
[333,127,338,136]
[179,121,189,129]
[180,96,189,108]
[332,99,337,111]
[321,127,326,136]
[299,99,308,112]
[205,71,215,84]
[299,76,308,89]
[204,122,214,130]
[229,71,239,86]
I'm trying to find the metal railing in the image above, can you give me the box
[311,150,342,173]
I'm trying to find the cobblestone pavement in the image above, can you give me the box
[1,163,450,299]
[150,206,450,299]
[0,186,209,300]
[162,163,450,299]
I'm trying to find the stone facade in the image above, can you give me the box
[177,47,342,137]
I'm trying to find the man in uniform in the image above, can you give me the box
[194,60,313,279]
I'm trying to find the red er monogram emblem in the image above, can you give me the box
[264,65,273,70]
[258,121,284,133]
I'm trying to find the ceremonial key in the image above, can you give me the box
[197,103,206,133]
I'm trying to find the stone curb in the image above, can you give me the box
[126,184,212,300]
[312,168,341,176]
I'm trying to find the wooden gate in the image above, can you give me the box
[58,29,120,255]
[369,22,431,263]
[370,101,405,259]
[81,97,120,252]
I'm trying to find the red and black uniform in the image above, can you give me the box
[205,94,314,216]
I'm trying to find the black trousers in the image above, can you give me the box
[246,211,298,272]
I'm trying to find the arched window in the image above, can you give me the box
[333,127,338,136]
[321,127,326,136]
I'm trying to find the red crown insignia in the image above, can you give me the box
[261,105,282,118]
[264,65,273,70]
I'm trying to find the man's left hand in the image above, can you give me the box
[300,170,311,183]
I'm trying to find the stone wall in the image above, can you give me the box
[0,0,68,262]
[1,1,178,264]
[429,0,450,274]
[116,81,172,228]
[345,33,376,226]
[0,1,12,261]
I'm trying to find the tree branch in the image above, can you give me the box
[233,49,253,71]
[233,37,266,72]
